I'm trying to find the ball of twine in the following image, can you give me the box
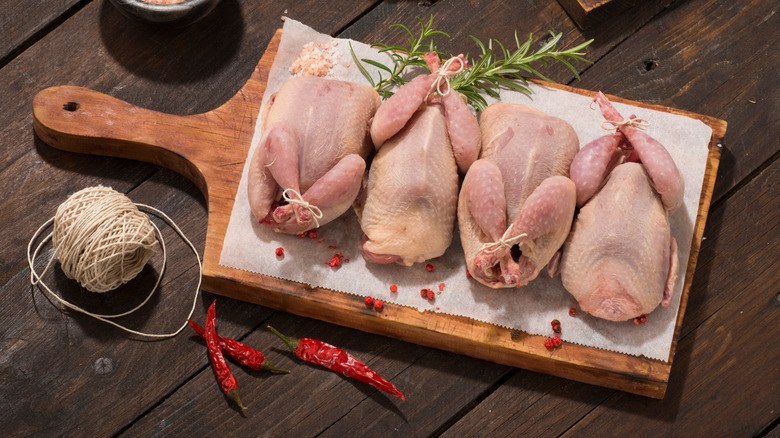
[52,186,158,293]
[28,185,202,339]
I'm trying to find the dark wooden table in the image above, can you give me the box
[2,0,777,436]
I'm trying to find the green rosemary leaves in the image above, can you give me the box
[351,15,594,111]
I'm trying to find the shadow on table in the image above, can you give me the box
[97,0,245,84]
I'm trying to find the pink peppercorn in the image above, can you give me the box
[389,285,398,293]
[364,296,373,307]
[426,264,434,272]
[275,247,284,257]
[374,299,383,310]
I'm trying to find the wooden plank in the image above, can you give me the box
[31,25,726,398]
[443,373,614,436]
[0,0,83,64]
[574,0,779,203]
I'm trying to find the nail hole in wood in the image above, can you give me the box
[63,102,80,112]
[643,58,659,72]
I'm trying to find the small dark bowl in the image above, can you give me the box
[109,0,221,27]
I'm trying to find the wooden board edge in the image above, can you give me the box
[666,128,724,363]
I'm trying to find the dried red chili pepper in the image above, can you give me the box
[188,320,289,373]
[267,326,404,400]
[205,301,246,410]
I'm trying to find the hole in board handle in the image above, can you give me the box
[63,102,80,112]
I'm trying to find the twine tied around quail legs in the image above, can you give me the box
[600,117,651,131]
[428,55,466,98]
[479,224,530,255]
[282,188,323,228]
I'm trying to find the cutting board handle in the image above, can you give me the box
[33,85,215,192]
[31,30,277,201]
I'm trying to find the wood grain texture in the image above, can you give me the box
[31,28,726,398]
[0,0,83,63]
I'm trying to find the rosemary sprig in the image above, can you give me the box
[451,31,594,111]
[352,16,594,111]
[350,15,448,100]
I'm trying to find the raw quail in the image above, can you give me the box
[458,103,579,288]
[247,76,380,234]
[558,92,684,321]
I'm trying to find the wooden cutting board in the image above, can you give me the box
[32,28,726,399]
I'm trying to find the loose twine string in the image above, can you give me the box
[26,186,201,339]
[428,56,466,98]
[281,188,323,228]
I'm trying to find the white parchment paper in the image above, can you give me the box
[220,19,712,361]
